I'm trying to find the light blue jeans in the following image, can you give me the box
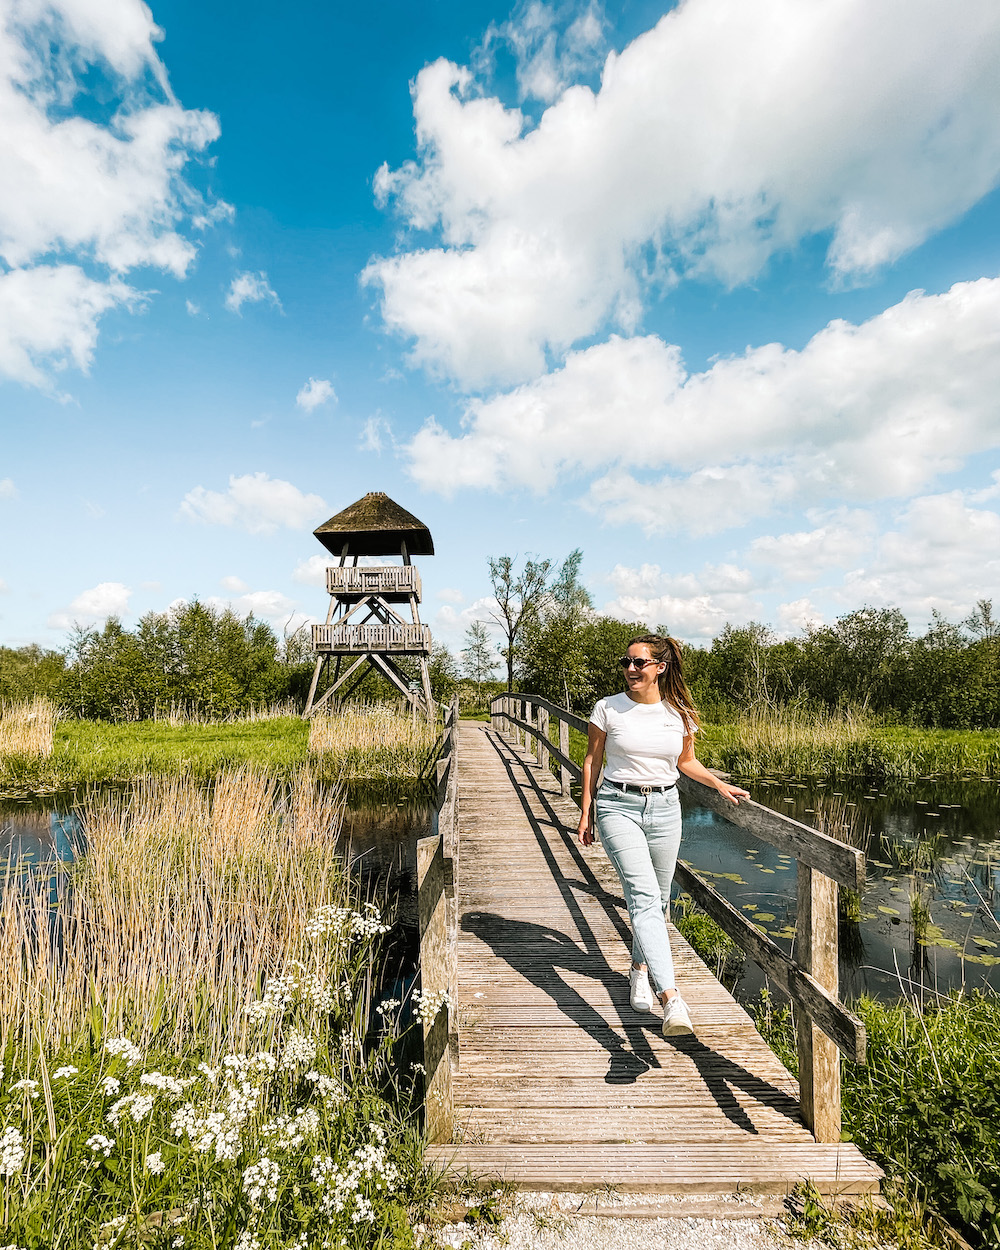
[595,782,682,995]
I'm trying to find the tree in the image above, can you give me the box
[461,621,498,703]
[963,599,1000,641]
[488,554,553,692]
[518,549,594,707]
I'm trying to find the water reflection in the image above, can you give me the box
[681,777,1000,1003]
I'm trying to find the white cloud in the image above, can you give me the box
[220,575,249,592]
[0,477,17,499]
[179,472,326,535]
[437,587,465,604]
[368,0,1000,389]
[840,491,1000,622]
[206,589,303,625]
[360,414,393,454]
[0,266,136,389]
[185,299,201,316]
[292,554,331,587]
[295,377,336,411]
[602,560,764,642]
[0,578,9,593]
[48,580,131,629]
[748,511,876,581]
[225,271,281,315]
[433,596,500,649]
[484,1,607,105]
[407,278,1000,534]
[0,0,223,388]
[776,599,825,635]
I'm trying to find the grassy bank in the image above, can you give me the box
[0,703,441,796]
[698,708,1000,782]
[753,988,1000,1248]
[0,768,446,1248]
[561,707,1000,782]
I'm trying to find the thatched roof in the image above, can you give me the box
[313,492,435,558]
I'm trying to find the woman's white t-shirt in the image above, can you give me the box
[589,692,691,786]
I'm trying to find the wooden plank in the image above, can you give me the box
[675,860,866,1065]
[425,1141,883,1195]
[676,774,865,890]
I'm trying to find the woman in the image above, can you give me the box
[577,634,749,1036]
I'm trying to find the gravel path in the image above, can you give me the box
[426,1192,826,1250]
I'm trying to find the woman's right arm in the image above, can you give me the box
[577,723,607,845]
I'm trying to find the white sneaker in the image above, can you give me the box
[628,966,656,1013]
[661,994,694,1037]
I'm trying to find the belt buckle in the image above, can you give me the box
[640,785,652,796]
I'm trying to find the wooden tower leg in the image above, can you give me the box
[419,656,435,722]
[303,655,327,718]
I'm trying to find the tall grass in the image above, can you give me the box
[698,706,1000,781]
[0,697,57,758]
[152,700,303,726]
[1,768,345,1056]
[309,705,438,780]
[0,768,449,1247]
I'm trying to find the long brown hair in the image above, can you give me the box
[627,634,700,732]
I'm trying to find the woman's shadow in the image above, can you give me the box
[462,909,660,1084]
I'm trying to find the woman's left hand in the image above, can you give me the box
[717,782,750,805]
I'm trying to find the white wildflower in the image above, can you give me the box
[375,998,401,1016]
[245,971,298,1023]
[234,1233,260,1250]
[107,1093,155,1126]
[145,1150,166,1174]
[261,1106,321,1150]
[301,971,336,1011]
[242,1155,280,1210]
[280,1028,316,1070]
[412,988,450,1024]
[104,1037,142,1068]
[0,1126,26,1176]
[140,1072,186,1097]
[52,1065,78,1080]
[410,1062,426,1076]
[10,1078,39,1099]
[305,1071,344,1102]
[196,1062,219,1083]
[100,1076,121,1096]
[250,1051,277,1075]
[172,1239,185,1248]
[86,1133,115,1158]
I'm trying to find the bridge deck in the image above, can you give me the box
[426,721,882,1195]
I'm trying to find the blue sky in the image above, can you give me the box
[2,0,1000,661]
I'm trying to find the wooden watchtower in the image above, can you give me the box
[302,492,435,719]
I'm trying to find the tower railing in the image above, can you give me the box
[325,566,422,597]
[311,623,432,654]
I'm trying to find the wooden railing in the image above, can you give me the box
[490,692,866,1144]
[326,565,422,598]
[416,694,459,1143]
[311,622,431,654]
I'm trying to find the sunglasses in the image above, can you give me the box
[619,656,662,670]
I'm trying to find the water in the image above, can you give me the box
[681,777,1000,1003]
[6,778,998,1005]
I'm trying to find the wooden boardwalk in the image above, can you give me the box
[425,721,882,1195]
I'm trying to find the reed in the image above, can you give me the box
[309,704,438,780]
[0,696,57,758]
[152,699,303,726]
[699,707,1000,781]
[0,768,347,1056]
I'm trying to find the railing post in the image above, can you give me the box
[417,833,453,1143]
[537,706,549,771]
[795,863,841,1142]
[559,715,571,796]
